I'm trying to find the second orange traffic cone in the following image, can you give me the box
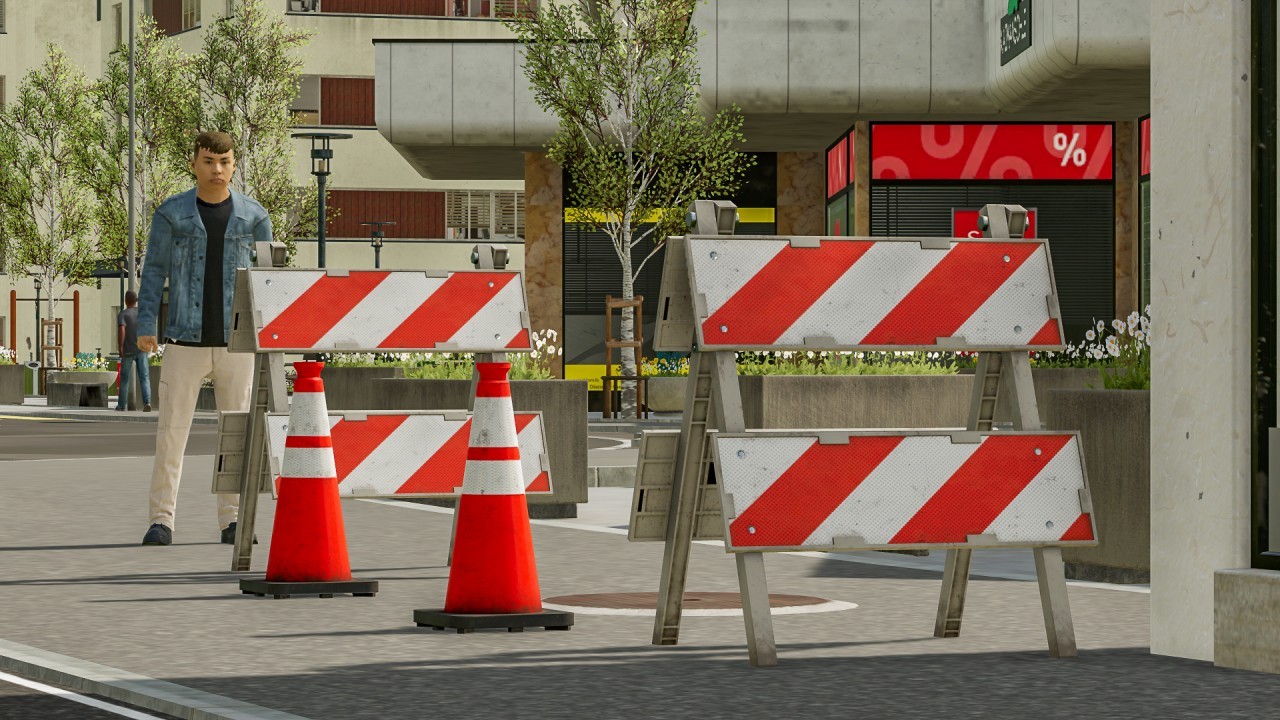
[414,361,573,632]
[239,361,378,600]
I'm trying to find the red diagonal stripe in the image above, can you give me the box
[285,435,333,448]
[396,421,472,494]
[860,243,1039,345]
[1028,318,1062,346]
[259,272,389,349]
[890,434,1074,544]
[514,413,536,432]
[330,415,408,482]
[525,471,551,492]
[702,242,873,345]
[380,272,515,349]
[506,328,531,349]
[1059,513,1095,542]
[728,436,904,547]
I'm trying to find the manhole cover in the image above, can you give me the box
[542,592,856,617]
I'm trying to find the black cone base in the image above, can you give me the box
[240,577,379,599]
[414,608,574,633]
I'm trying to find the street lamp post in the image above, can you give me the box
[360,221,396,269]
[291,132,352,269]
[33,276,42,392]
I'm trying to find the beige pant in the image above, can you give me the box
[149,344,254,531]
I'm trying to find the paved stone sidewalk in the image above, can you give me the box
[0,455,1276,719]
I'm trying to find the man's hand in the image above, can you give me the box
[138,336,159,353]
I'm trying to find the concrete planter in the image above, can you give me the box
[1047,388,1150,584]
[644,376,688,412]
[0,365,24,404]
[368,378,588,517]
[46,371,117,408]
[738,375,974,429]
[320,366,405,411]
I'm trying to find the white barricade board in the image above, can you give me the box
[215,410,552,499]
[712,430,1097,553]
[655,236,1066,353]
[228,268,533,354]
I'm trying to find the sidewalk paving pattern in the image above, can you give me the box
[1,454,1278,719]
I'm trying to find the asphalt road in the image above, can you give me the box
[0,417,219,461]
[0,671,179,720]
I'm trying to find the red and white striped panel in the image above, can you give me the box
[712,431,1096,552]
[688,237,1063,350]
[247,269,531,352]
[280,390,337,481]
[265,411,552,498]
[463,374,526,496]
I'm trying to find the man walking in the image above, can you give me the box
[115,290,152,412]
[136,131,273,546]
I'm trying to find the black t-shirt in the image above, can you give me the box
[118,307,139,356]
[180,195,232,347]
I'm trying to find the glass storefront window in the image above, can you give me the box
[826,192,849,236]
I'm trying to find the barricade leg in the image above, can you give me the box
[736,552,777,667]
[446,507,458,566]
[934,548,972,638]
[233,353,286,572]
[1033,546,1078,657]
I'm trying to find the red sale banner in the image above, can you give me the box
[872,124,1114,181]
[827,137,849,198]
[952,208,1037,239]
[1140,117,1150,177]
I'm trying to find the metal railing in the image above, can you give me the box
[286,0,536,18]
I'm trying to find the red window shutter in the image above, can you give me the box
[152,0,184,35]
[326,190,446,239]
[320,77,375,127]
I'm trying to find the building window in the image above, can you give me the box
[0,76,5,110]
[0,0,7,33]
[826,130,854,236]
[290,0,536,18]
[114,4,123,48]
[182,0,200,29]
[325,189,446,239]
[291,75,320,125]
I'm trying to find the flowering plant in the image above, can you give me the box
[0,346,15,366]
[641,352,690,377]
[1029,307,1152,389]
[400,328,563,381]
[735,350,959,376]
[69,352,112,371]
[148,344,165,366]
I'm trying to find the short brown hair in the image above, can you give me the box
[193,131,234,159]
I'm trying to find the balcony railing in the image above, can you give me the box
[286,0,536,19]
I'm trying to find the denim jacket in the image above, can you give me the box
[137,188,273,343]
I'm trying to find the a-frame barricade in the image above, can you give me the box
[630,202,1098,666]
[217,244,534,572]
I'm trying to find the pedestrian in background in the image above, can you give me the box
[115,290,152,413]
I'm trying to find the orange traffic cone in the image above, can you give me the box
[239,361,378,600]
[414,361,573,633]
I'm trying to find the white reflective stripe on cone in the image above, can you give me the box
[460,459,525,495]
[282,446,338,480]
[287,392,331,437]
[469,396,519,448]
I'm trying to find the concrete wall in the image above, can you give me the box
[1216,570,1280,674]
[1149,0,1253,662]
[377,0,1152,179]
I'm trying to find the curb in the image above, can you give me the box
[0,410,219,425]
[0,638,310,720]
[588,465,637,488]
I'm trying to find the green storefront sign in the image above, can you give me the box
[1000,0,1032,66]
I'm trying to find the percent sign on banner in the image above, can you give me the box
[872,124,1114,181]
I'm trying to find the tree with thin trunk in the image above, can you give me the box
[510,0,752,418]
[191,0,318,258]
[0,46,101,366]
[83,17,198,273]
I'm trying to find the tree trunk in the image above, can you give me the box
[619,224,638,418]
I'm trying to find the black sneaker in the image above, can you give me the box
[141,524,172,546]
[221,522,258,545]
[144,403,152,412]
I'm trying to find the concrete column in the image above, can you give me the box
[1149,0,1252,662]
[776,151,825,236]
[853,121,871,236]
[1114,120,1139,318]
[523,151,564,378]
